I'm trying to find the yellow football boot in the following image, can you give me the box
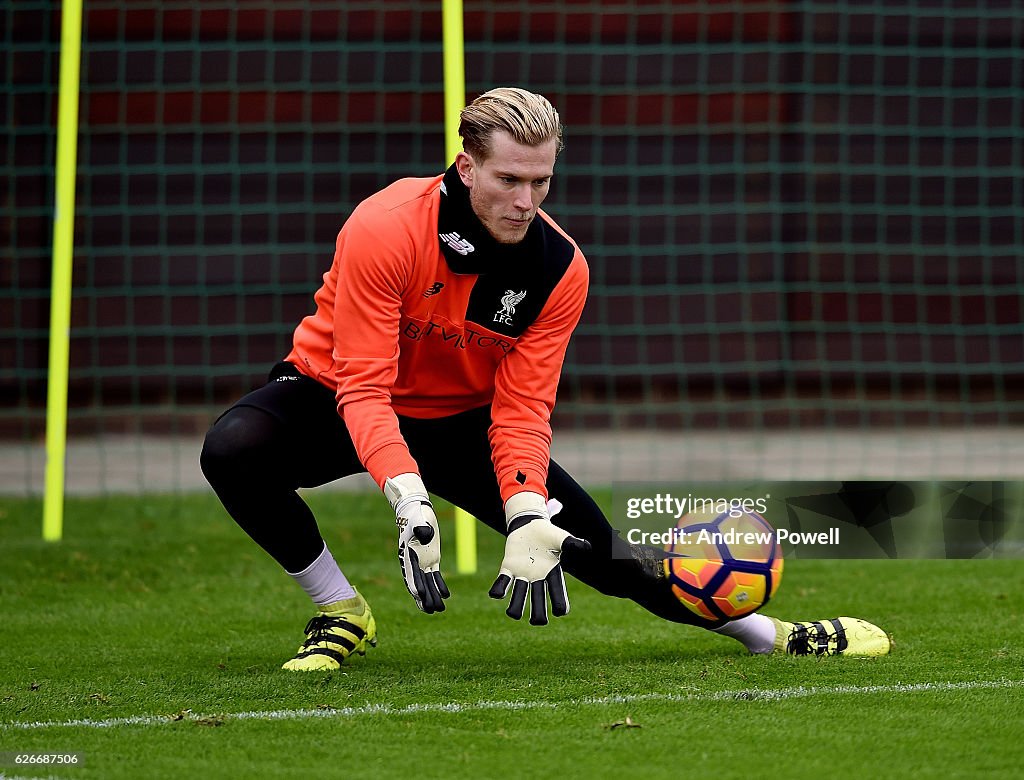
[770,616,891,657]
[282,591,377,671]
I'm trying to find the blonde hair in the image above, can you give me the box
[459,87,564,160]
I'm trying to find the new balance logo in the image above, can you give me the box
[440,231,475,256]
[494,289,527,326]
[422,281,445,298]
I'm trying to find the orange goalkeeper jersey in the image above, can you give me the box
[285,166,588,503]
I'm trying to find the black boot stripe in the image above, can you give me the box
[829,618,849,653]
[295,646,351,664]
[301,634,358,653]
[300,620,365,649]
[809,621,830,655]
[323,619,366,639]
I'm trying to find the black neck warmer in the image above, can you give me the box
[437,164,544,275]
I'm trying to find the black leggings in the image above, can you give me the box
[200,363,704,625]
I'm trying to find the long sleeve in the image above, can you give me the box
[330,201,420,484]
[489,252,588,503]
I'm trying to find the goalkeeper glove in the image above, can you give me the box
[488,491,591,625]
[384,473,450,614]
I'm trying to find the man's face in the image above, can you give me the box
[456,130,558,245]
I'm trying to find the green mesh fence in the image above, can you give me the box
[2,1,1022,495]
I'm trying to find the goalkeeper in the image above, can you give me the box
[201,88,889,670]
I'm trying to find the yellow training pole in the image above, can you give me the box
[442,0,465,167]
[442,0,477,574]
[43,0,85,541]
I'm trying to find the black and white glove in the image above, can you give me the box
[488,492,591,625]
[384,473,450,614]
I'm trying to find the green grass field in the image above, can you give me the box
[1,492,1022,779]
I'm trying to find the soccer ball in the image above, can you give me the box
[663,506,783,624]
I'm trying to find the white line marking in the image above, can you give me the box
[2,678,1020,732]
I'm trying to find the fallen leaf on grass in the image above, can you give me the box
[608,716,642,730]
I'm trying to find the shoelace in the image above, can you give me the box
[302,615,350,647]
[787,621,847,656]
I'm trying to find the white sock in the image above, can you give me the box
[287,542,356,606]
[711,613,778,655]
